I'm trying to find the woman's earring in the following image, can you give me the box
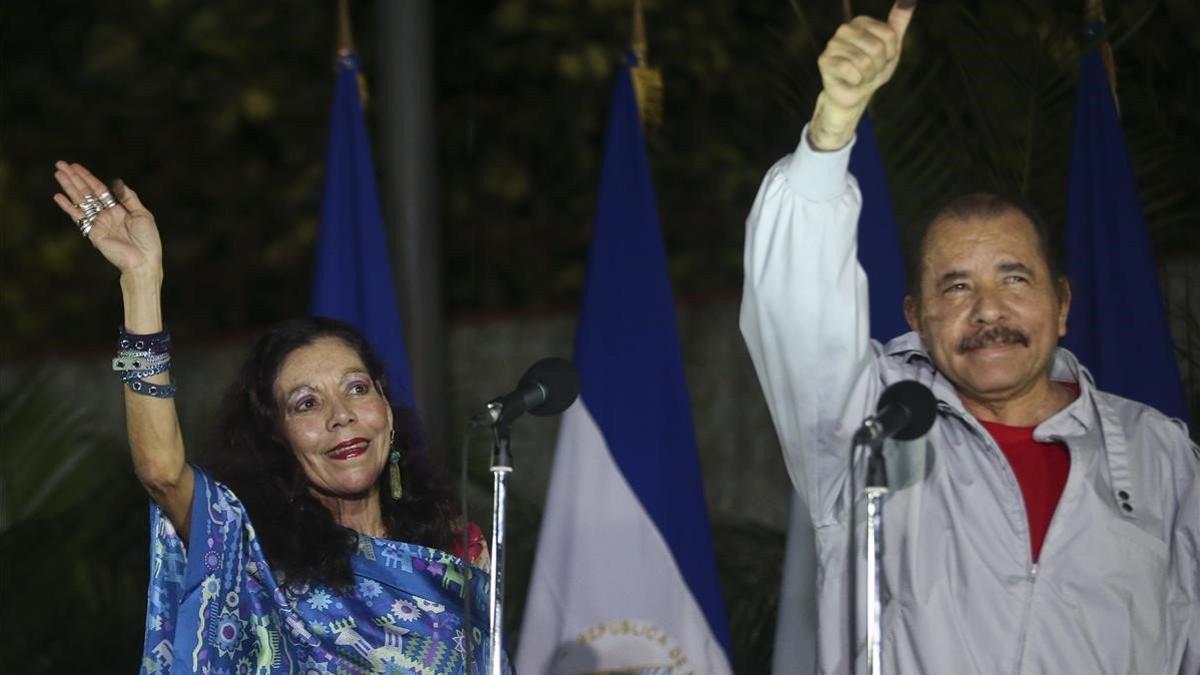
[388,432,403,500]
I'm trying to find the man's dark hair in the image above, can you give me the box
[903,192,1067,298]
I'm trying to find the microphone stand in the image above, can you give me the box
[487,422,513,675]
[861,435,888,675]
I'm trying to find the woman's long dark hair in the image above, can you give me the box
[207,317,459,589]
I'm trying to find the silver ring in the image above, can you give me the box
[97,191,117,209]
[77,213,97,237]
[77,194,102,217]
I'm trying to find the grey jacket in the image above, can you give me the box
[740,130,1199,674]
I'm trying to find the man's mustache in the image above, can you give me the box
[958,325,1029,353]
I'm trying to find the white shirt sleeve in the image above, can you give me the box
[739,125,876,527]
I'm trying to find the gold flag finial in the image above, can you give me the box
[630,0,663,129]
[1084,0,1119,115]
[336,0,369,108]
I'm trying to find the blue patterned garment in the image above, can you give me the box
[140,468,503,674]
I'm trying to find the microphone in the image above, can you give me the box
[854,380,937,445]
[475,357,580,426]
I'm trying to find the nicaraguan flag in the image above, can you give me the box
[1062,26,1188,422]
[310,52,416,408]
[850,116,909,342]
[515,58,733,674]
[772,115,908,673]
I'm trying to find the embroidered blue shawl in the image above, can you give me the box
[140,468,501,674]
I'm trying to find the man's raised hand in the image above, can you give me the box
[809,1,915,151]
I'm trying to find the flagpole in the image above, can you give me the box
[335,0,368,106]
[1084,0,1119,113]
[375,0,447,456]
[629,0,662,129]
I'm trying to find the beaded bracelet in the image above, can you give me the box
[125,377,177,398]
[117,326,172,355]
[115,327,177,398]
[112,352,170,373]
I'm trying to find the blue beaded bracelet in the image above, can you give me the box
[115,327,176,398]
[126,377,177,398]
[117,326,171,355]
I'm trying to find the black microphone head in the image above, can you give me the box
[519,357,580,416]
[878,380,938,440]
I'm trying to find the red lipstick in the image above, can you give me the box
[327,437,368,460]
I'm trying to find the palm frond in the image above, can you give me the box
[0,375,122,532]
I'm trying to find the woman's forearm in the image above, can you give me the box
[121,270,163,332]
[120,271,194,536]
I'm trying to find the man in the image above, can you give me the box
[739,2,1199,673]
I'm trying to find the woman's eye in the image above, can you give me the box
[295,397,316,412]
[349,381,370,395]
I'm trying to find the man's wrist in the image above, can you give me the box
[808,92,867,151]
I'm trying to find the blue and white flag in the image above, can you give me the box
[310,52,416,409]
[1062,26,1188,422]
[516,59,733,674]
[772,115,908,673]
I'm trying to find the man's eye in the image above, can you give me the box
[1006,275,1029,284]
[943,283,967,294]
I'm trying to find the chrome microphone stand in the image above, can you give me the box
[487,422,512,675]
[851,379,937,675]
[860,435,889,675]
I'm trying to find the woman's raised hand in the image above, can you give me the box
[54,161,190,529]
[52,161,162,278]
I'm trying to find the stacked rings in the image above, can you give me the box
[98,191,118,209]
[76,193,104,238]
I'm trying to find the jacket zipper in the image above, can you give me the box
[957,413,1038,675]
[1012,562,1038,674]
[1011,436,1077,674]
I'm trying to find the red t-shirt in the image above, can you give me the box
[978,411,1073,563]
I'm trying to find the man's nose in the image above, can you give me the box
[970,287,1007,324]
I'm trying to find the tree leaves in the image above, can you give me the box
[0,373,148,671]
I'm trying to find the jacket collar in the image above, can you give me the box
[882,331,1099,438]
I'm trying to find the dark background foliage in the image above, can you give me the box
[3,0,1198,348]
[2,0,1198,672]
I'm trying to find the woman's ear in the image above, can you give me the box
[378,380,395,435]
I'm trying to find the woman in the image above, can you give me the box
[52,161,498,674]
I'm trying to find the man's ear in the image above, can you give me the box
[1056,277,1071,337]
[904,294,922,334]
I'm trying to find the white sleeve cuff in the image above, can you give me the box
[785,123,857,202]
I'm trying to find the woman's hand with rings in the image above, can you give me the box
[52,161,162,278]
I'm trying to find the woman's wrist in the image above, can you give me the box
[120,265,163,288]
[120,269,164,333]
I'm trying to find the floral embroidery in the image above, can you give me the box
[140,468,504,674]
[305,589,333,612]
